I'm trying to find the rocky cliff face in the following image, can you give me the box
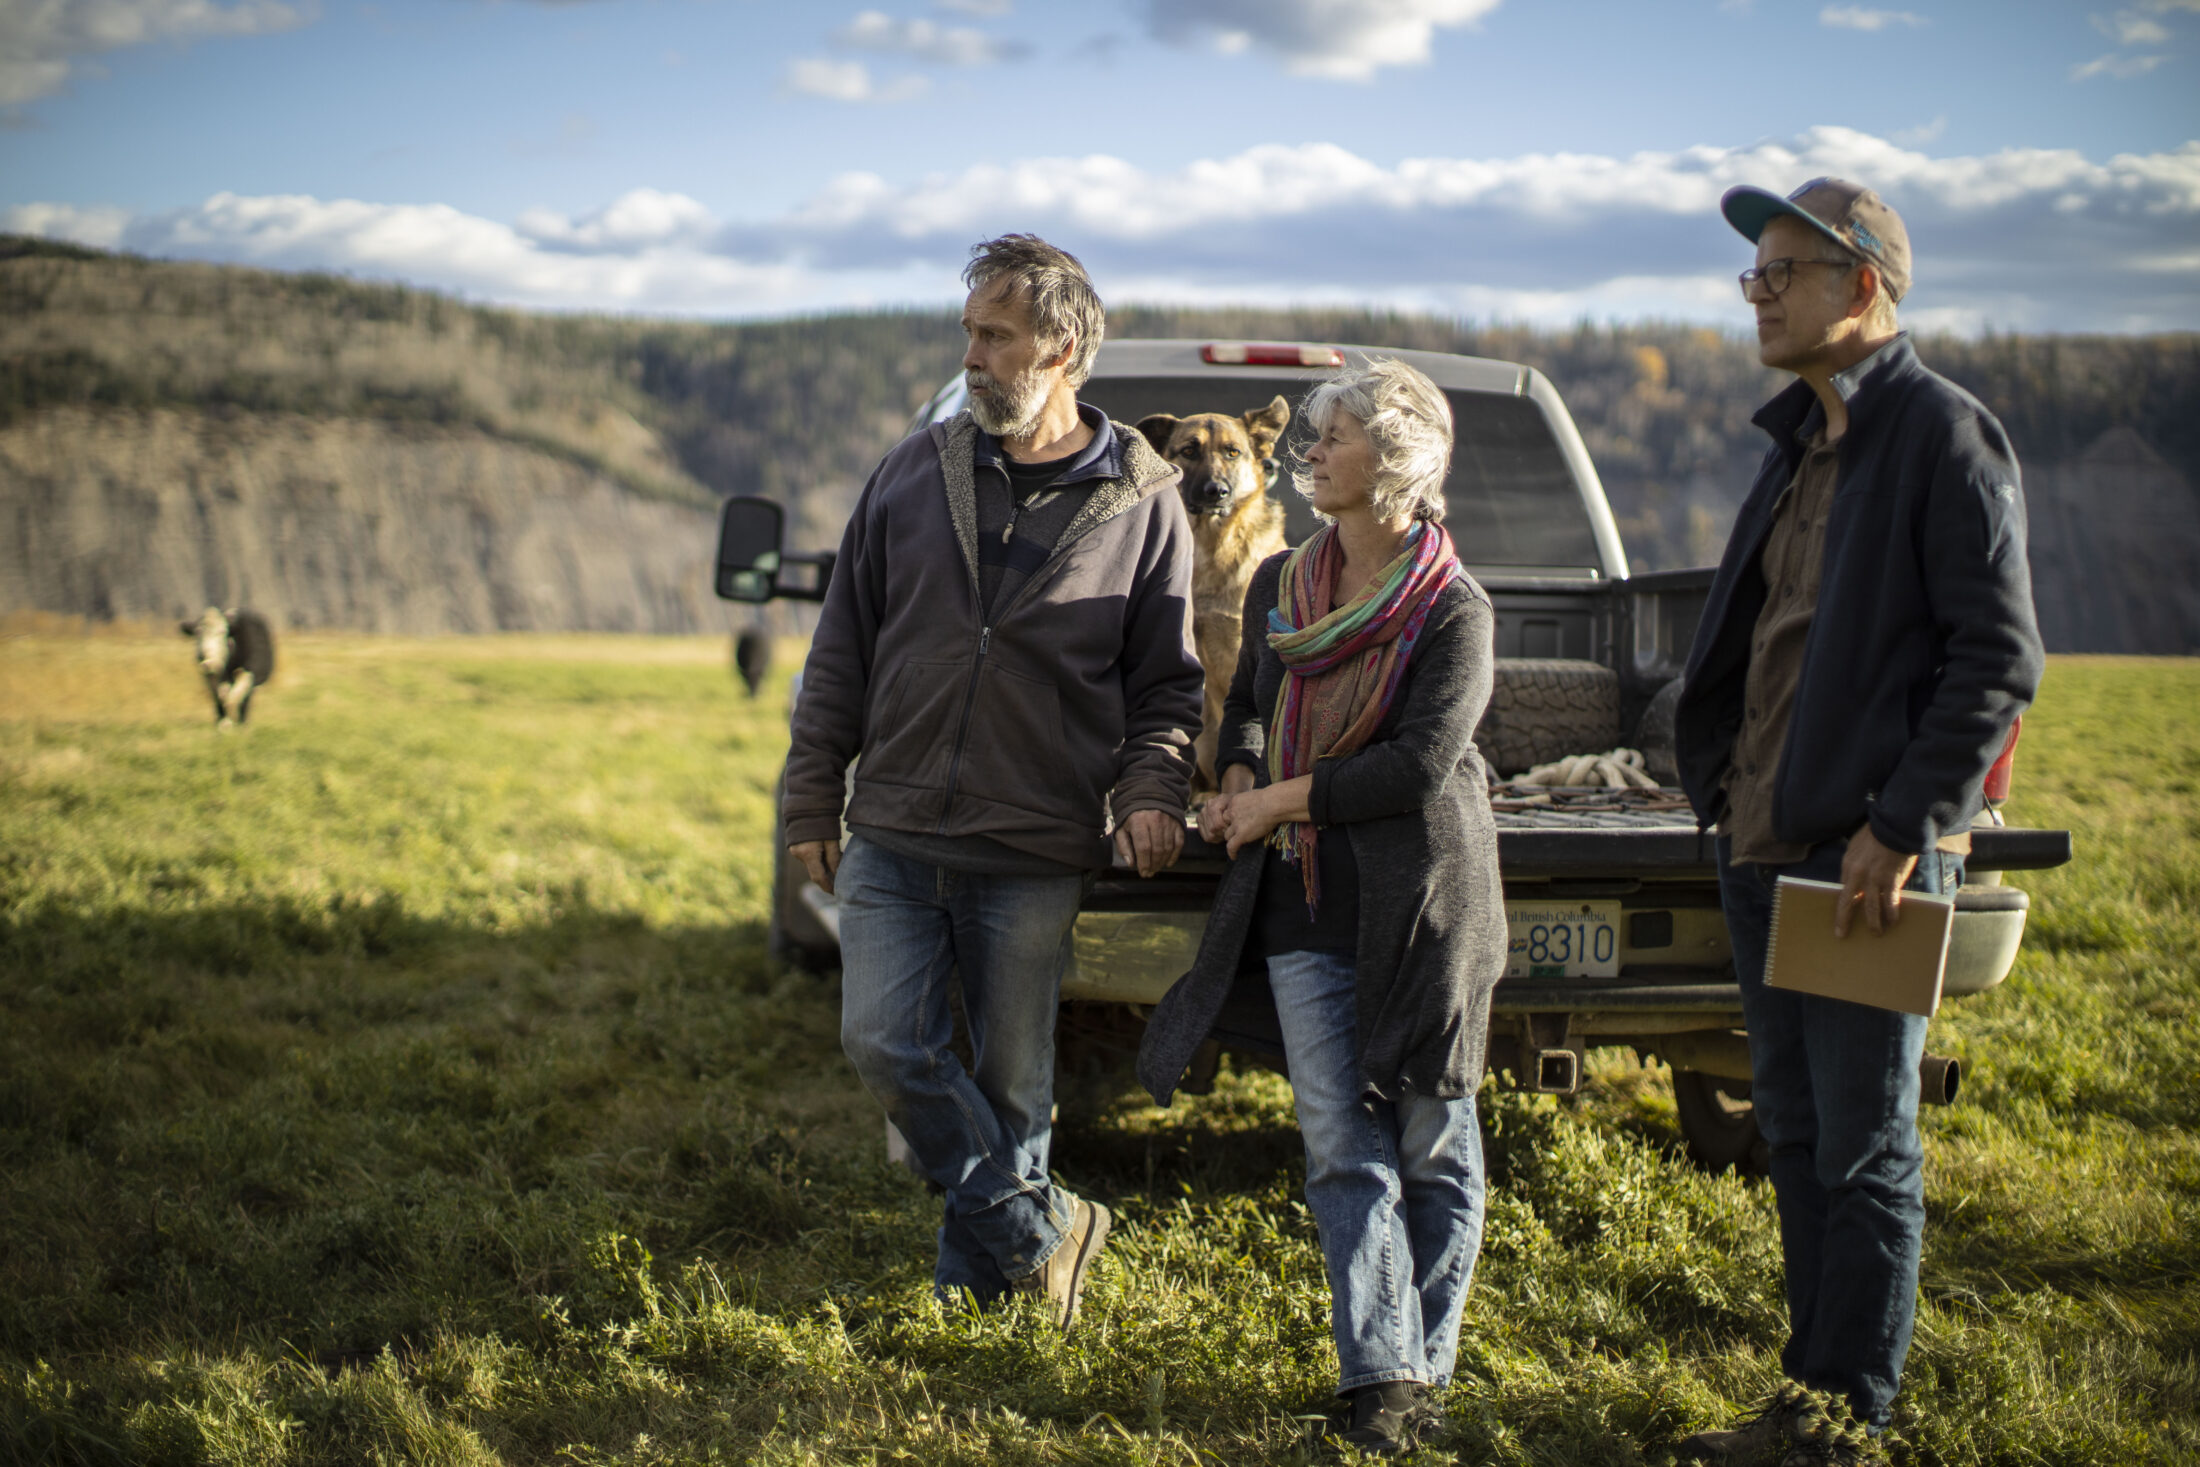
[0,409,720,634]
[2027,426,2200,655]
[1606,425,2200,656]
[6,408,2196,650]
[3,241,2194,650]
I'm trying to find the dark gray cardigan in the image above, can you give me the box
[1136,551,1508,1105]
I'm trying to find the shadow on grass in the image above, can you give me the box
[0,891,881,1365]
[1061,1089,1310,1204]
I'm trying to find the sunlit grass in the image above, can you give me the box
[0,635,2193,1464]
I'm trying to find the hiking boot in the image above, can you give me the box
[1778,1412,1883,1466]
[1015,1194,1111,1332]
[1678,1382,1828,1463]
[1337,1381,1422,1456]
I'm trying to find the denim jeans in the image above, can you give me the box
[1268,949,1487,1394]
[836,833,1088,1300]
[1717,833,1963,1427]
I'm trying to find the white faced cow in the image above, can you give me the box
[180,607,276,728]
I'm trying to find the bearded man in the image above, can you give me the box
[782,234,1202,1328]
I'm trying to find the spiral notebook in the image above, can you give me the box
[1765,876,1956,1017]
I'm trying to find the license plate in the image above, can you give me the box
[1505,901,1622,978]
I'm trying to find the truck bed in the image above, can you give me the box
[1058,801,2070,1033]
[1099,807,2073,889]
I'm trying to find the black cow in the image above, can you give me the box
[733,628,772,699]
[180,607,276,727]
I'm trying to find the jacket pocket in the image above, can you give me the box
[862,657,972,792]
[961,662,1086,820]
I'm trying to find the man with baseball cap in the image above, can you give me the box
[1672,179,2043,1461]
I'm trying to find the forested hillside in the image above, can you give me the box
[5,236,2196,649]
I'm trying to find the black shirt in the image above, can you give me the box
[1251,818,1360,957]
[977,453,1091,619]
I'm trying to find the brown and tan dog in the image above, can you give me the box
[1137,395,1292,792]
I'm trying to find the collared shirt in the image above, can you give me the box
[1721,426,1838,865]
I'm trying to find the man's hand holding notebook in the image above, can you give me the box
[1767,875,1957,1017]
[1833,824,1923,938]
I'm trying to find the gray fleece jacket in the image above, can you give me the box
[1137,552,1509,1104]
[783,409,1204,871]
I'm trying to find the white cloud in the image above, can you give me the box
[1820,7,1927,30]
[11,131,2198,332]
[2072,50,2171,78]
[831,9,1024,65]
[515,188,715,253]
[1893,115,1947,145]
[2075,0,2194,76]
[774,130,2176,243]
[782,56,930,103]
[737,129,2200,331]
[72,189,932,315]
[1144,0,1503,82]
[936,0,1011,13]
[2096,8,2172,44]
[0,0,309,107]
[1,200,131,247]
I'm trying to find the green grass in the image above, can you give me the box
[0,635,2193,1465]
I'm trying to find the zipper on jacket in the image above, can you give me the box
[934,505,1104,832]
[933,436,1156,834]
[936,448,1008,834]
[935,625,991,833]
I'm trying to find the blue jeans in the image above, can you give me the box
[1268,949,1487,1394]
[836,834,1088,1300]
[1718,834,1964,1427]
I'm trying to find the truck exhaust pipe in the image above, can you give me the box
[1919,1052,1961,1107]
[1651,1031,1962,1106]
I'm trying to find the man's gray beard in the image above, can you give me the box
[965,368,1047,439]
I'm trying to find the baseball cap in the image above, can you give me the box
[1722,177,1911,303]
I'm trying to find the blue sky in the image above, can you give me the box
[5,0,2197,330]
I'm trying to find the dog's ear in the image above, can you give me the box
[1135,414,1181,458]
[1244,396,1291,456]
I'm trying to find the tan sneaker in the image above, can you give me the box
[1016,1194,1112,1332]
[1678,1383,1827,1463]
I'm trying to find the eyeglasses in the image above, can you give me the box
[1739,257,1856,300]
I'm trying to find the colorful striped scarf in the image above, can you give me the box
[1265,520,1462,913]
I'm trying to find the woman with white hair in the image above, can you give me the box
[1138,357,1507,1455]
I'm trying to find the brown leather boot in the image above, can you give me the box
[1778,1414,1883,1466]
[1678,1382,1828,1462]
[1014,1194,1111,1332]
[1338,1381,1422,1456]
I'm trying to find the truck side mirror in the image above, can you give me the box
[716,496,785,603]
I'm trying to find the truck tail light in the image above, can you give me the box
[1201,343,1345,368]
[1982,716,2021,806]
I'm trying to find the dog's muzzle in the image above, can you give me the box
[1182,479,1234,516]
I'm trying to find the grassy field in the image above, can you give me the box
[0,629,2193,1466]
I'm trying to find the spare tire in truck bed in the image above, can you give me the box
[1474,658,1622,776]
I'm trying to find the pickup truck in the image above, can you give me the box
[713,338,2073,1172]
